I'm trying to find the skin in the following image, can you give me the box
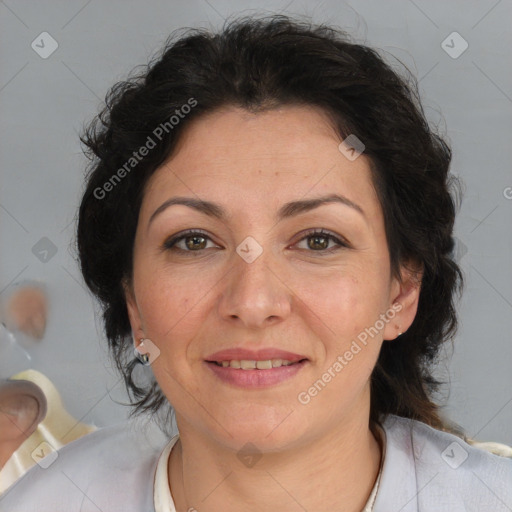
[0,394,39,469]
[5,286,47,339]
[125,105,422,512]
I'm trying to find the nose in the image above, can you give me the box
[217,251,292,329]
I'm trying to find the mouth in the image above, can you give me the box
[205,347,308,365]
[204,348,309,387]
[206,358,308,370]
[204,357,309,388]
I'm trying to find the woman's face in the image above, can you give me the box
[125,105,420,450]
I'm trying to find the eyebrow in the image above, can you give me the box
[148,193,366,229]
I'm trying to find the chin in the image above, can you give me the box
[210,412,307,451]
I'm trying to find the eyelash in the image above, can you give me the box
[162,228,349,255]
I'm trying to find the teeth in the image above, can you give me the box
[216,359,297,369]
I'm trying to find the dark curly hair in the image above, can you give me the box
[76,14,464,436]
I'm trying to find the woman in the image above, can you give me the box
[2,14,510,512]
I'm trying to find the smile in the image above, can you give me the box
[211,358,304,369]
[205,359,308,388]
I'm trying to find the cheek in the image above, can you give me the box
[297,268,383,328]
[134,257,229,366]
[135,265,200,341]
[294,265,388,381]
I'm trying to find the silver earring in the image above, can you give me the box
[135,338,150,365]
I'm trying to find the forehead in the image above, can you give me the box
[141,105,380,220]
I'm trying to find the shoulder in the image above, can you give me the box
[0,419,169,512]
[376,414,512,511]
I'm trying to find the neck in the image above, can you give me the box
[168,410,383,512]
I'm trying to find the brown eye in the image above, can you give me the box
[307,233,330,250]
[163,230,218,253]
[295,229,348,253]
[184,234,207,250]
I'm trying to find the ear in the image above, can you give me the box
[122,277,145,346]
[383,260,423,341]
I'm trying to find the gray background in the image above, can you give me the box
[1,0,511,444]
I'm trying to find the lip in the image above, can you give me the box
[205,359,308,388]
[205,347,308,363]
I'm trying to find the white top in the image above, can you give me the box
[153,425,386,511]
[2,414,511,511]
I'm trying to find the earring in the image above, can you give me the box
[395,325,403,337]
[135,338,150,366]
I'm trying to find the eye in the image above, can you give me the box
[162,229,219,253]
[294,229,349,253]
[162,228,349,255]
